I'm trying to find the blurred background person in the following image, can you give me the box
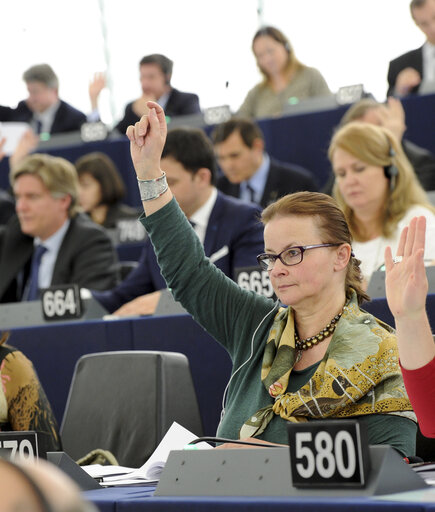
[111,54,201,134]
[323,97,435,194]
[237,26,331,119]
[0,154,119,303]
[92,126,264,316]
[0,131,40,226]
[0,457,97,512]
[212,117,317,208]
[387,0,435,96]
[0,64,86,135]
[328,121,435,285]
[0,332,61,451]
[76,152,140,228]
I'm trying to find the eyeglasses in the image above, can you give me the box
[257,243,341,271]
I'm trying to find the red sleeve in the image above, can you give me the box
[401,356,435,437]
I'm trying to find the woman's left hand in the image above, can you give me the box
[384,216,428,320]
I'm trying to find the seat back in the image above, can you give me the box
[60,351,203,467]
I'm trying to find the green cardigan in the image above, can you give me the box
[141,199,416,456]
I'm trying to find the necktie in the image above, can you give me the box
[246,183,256,203]
[24,245,47,301]
[35,120,43,135]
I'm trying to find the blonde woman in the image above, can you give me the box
[238,26,331,119]
[329,121,435,284]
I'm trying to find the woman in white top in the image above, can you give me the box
[328,121,435,285]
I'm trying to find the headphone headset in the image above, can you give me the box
[383,146,398,192]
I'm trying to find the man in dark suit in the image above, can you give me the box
[92,127,264,316]
[0,154,119,303]
[115,54,201,134]
[0,64,86,134]
[387,0,435,96]
[212,118,317,208]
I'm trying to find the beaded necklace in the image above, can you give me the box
[294,305,346,352]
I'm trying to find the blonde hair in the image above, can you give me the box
[10,153,80,217]
[328,122,434,240]
[261,191,369,305]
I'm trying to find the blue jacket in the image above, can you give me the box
[93,191,264,313]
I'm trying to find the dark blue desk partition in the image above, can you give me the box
[1,93,434,202]
[7,314,231,437]
[84,486,433,512]
[363,293,435,331]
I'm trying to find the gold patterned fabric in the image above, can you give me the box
[0,341,61,451]
[240,290,416,438]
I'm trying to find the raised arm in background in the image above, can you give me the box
[385,216,435,437]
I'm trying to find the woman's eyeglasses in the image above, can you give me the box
[257,243,341,271]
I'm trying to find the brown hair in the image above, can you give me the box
[10,153,80,217]
[410,0,429,16]
[261,191,370,305]
[75,152,126,206]
[211,117,264,147]
[339,98,381,126]
[328,122,434,240]
[252,26,303,85]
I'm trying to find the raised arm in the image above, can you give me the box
[385,216,435,369]
[126,101,172,216]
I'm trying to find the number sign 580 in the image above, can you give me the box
[288,420,370,488]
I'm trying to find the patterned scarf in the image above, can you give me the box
[240,290,416,438]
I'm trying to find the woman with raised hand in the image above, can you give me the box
[385,216,435,437]
[127,102,417,456]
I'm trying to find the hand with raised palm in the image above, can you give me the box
[385,216,427,320]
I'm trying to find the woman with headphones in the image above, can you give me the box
[328,121,435,286]
[238,26,331,119]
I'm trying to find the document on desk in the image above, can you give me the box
[94,422,212,486]
[0,122,31,155]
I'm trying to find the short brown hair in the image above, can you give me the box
[75,152,126,206]
[339,98,380,126]
[410,0,428,16]
[261,191,369,305]
[10,154,79,217]
[211,117,264,148]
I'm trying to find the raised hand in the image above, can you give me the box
[395,67,421,96]
[385,216,427,319]
[376,97,406,141]
[89,72,106,110]
[126,101,167,180]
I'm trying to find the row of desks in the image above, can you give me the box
[1,93,434,206]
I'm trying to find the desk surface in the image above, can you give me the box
[84,485,435,512]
